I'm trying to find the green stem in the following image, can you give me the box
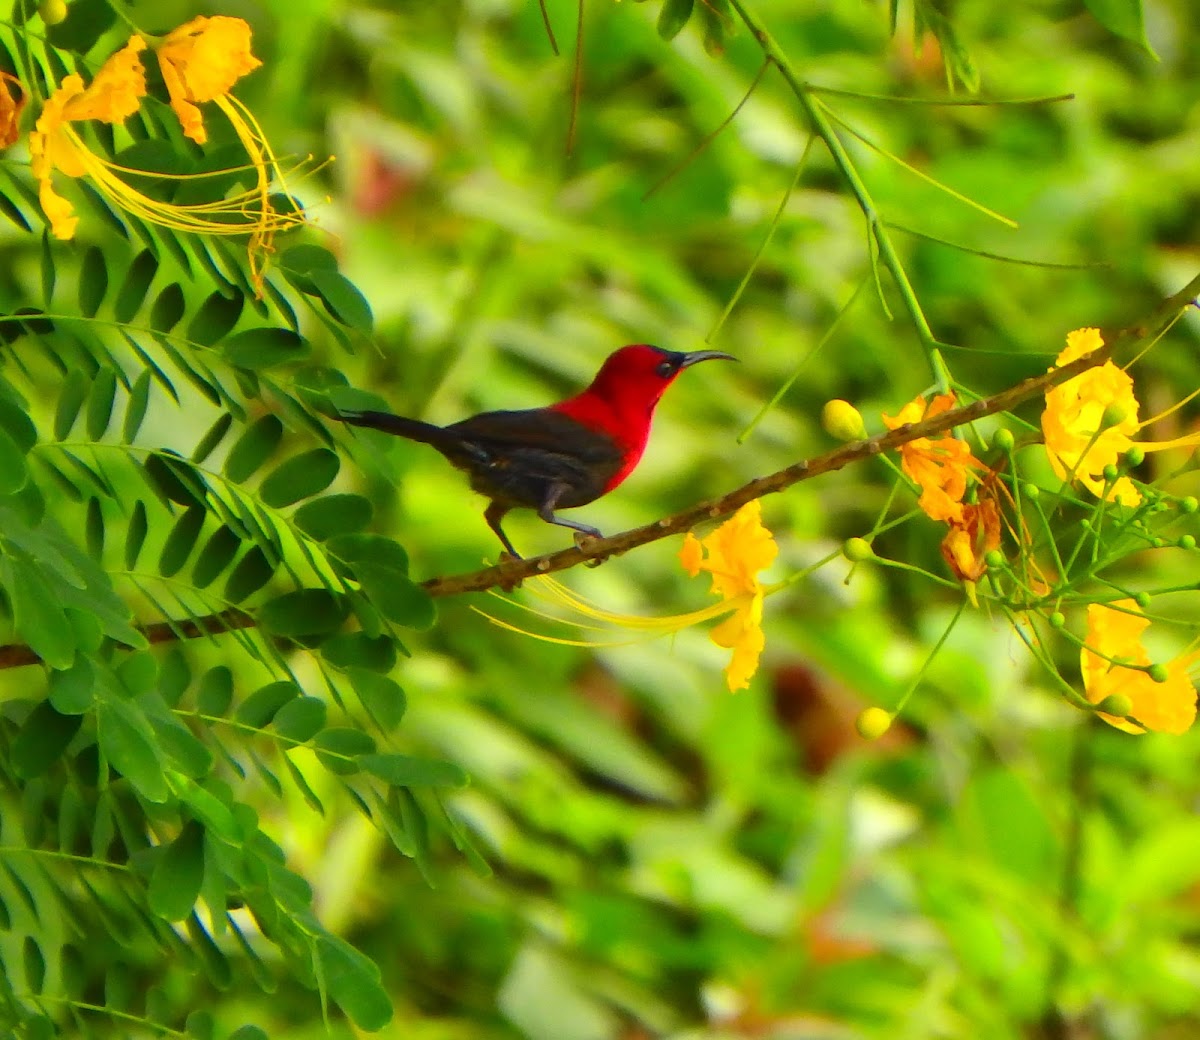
[723,0,950,390]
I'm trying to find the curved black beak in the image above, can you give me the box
[678,349,737,368]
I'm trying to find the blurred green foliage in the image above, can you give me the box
[1,0,1200,1038]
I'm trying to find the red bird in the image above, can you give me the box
[338,344,735,556]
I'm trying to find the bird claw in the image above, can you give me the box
[495,551,524,591]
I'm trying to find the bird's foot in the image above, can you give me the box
[495,551,524,591]
[572,529,606,566]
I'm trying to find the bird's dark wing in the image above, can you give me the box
[447,409,625,508]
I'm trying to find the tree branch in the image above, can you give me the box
[0,274,1194,670]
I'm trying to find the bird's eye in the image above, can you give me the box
[655,360,676,378]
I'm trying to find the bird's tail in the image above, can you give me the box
[337,410,450,446]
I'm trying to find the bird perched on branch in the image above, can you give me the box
[337,344,736,557]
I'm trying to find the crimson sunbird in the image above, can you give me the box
[337,344,736,556]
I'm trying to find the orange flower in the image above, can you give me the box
[29,37,147,238]
[882,393,984,523]
[1042,328,1141,505]
[680,500,778,691]
[940,498,1001,583]
[156,16,262,145]
[1082,600,1197,734]
[0,72,26,149]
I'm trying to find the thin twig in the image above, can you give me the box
[1,275,1195,670]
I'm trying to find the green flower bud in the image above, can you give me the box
[1048,611,1065,629]
[992,429,1015,453]
[1181,496,1198,515]
[843,537,874,563]
[1148,663,1169,684]
[983,549,1004,569]
[1100,401,1132,429]
[1024,484,1041,501]
[1134,591,1151,610]
[1124,446,1146,468]
[1180,535,1197,551]
[1097,693,1133,718]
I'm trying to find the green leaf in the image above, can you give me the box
[346,669,406,732]
[196,666,233,717]
[148,820,205,921]
[46,0,116,51]
[85,367,118,441]
[97,696,168,802]
[657,0,694,40]
[54,369,90,441]
[191,412,233,464]
[309,271,374,332]
[185,1011,215,1040]
[223,546,276,603]
[86,496,104,558]
[23,936,45,994]
[259,589,349,638]
[7,559,74,669]
[12,701,83,779]
[223,414,283,483]
[313,727,376,775]
[279,244,340,277]
[0,427,28,493]
[123,369,152,442]
[327,533,408,575]
[1084,0,1156,53]
[227,1027,268,1040]
[114,249,159,324]
[159,505,206,578]
[259,448,339,508]
[235,681,300,728]
[150,282,186,334]
[314,933,393,1030]
[48,658,94,714]
[40,231,55,306]
[124,499,149,569]
[272,696,327,743]
[222,327,311,370]
[321,632,398,673]
[143,452,207,507]
[293,494,373,541]
[79,246,108,318]
[360,753,467,788]
[186,289,244,347]
[358,569,436,630]
[191,525,241,589]
[0,396,37,453]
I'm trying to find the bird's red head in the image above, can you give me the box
[551,343,736,492]
[584,344,736,409]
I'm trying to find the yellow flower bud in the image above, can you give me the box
[856,707,893,740]
[39,0,68,25]
[821,399,866,442]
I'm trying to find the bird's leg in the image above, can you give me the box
[484,501,522,560]
[538,483,604,545]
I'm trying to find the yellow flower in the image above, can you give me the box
[150,16,307,291]
[1082,600,1197,734]
[882,393,984,523]
[1042,328,1141,505]
[157,16,262,145]
[29,25,310,293]
[0,71,26,150]
[680,500,778,691]
[30,37,148,239]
